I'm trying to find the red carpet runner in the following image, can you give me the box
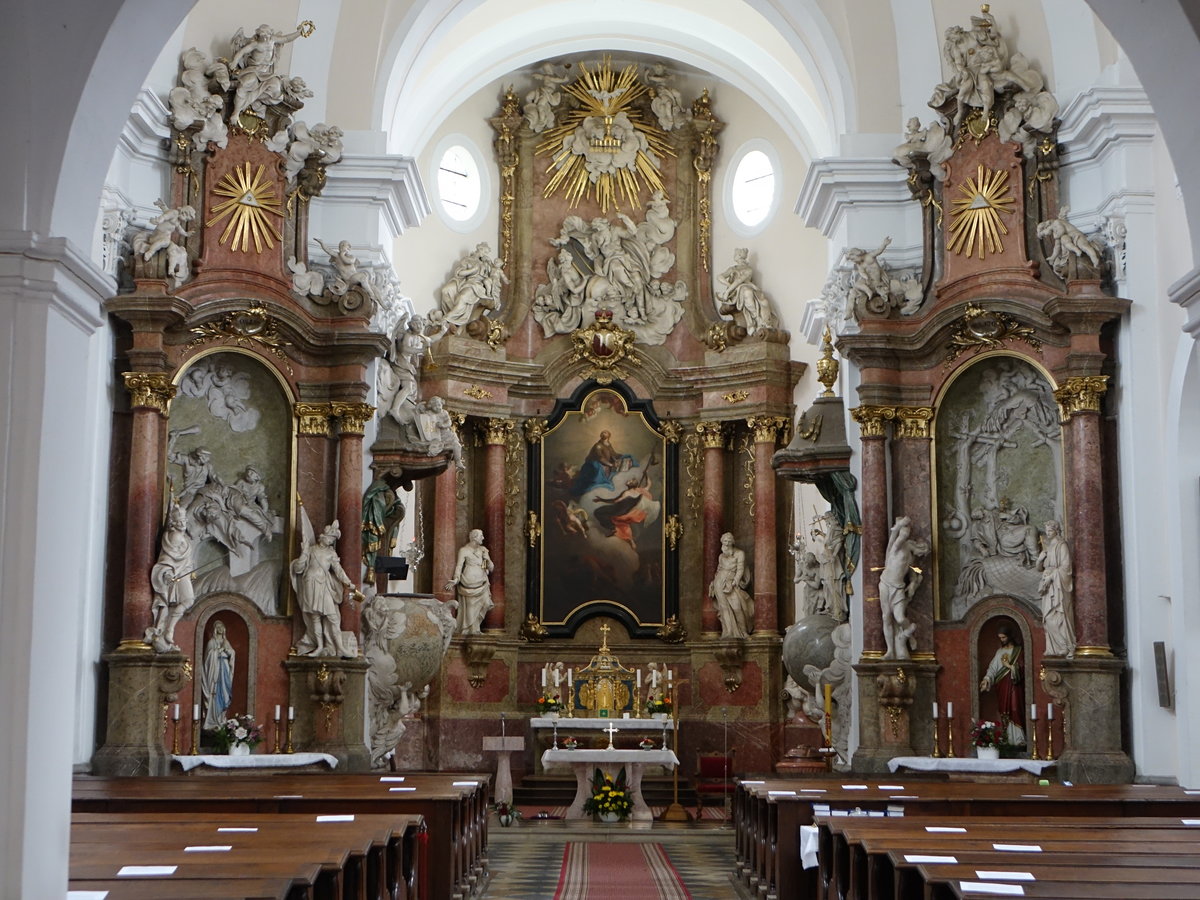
[553,842,692,900]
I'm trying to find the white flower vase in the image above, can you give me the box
[652,712,667,720]
[598,811,621,823]
[547,711,560,721]
[976,746,1000,760]
[228,742,251,757]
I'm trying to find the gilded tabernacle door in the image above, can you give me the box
[530,382,677,636]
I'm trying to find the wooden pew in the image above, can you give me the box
[732,777,1200,900]
[72,773,487,900]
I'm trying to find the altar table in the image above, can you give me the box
[888,756,1057,777]
[542,747,679,822]
[531,715,674,731]
[171,752,338,774]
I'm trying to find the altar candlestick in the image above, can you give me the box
[172,704,180,721]
[541,669,547,687]
[637,669,642,687]
[668,669,673,684]
[275,704,281,721]
[193,703,200,721]
[566,668,572,684]
[288,706,295,721]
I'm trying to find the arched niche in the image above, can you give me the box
[194,596,263,733]
[967,601,1034,750]
[934,352,1062,622]
[168,349,295,618]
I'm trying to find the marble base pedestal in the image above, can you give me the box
[1043,655,1134,784]
[92,647,192,776]
[850,658,939,774]
[285,655,372,772]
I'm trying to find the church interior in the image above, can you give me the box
[7,0,1200,897]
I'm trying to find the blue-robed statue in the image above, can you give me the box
[570,430,636,499]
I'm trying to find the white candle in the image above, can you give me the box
[1047,703,1054,721]
[288,706,295,721]
[541,669,547,688]
[274,705,281,721]
[1030,703,1037,721]
[932,702,938,719]
[172,704,180,721]
[668,669,673,683]
[946,701,953,718]
[566,668,572,684]
[193,703,200,721]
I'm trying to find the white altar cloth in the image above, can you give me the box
[531,716,674,731]
[542,748,679,822]
[172,752,338,772]
[887,756,1057,776]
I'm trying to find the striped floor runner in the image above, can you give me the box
[552,842,692,900]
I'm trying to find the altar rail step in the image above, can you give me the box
[514,774,698,808]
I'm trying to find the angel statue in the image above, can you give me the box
[291,504,362,657]
[132,200,196,287]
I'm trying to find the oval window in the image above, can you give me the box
[727,144,779,234]
[436,143,481,223]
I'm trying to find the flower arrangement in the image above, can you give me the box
[536,692,562,715]
[561,736,579,750]
[210,714,263,753]
[492,800,522,825]
[646,695,672,715]
[583,767,633,820]
[969,719,1004,749]
[639,737,656,750]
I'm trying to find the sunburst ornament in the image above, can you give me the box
[207,162,284,253]
[536,57,674,212]
[947,164,1015,259]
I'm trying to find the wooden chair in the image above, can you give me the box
[693,748,736,819]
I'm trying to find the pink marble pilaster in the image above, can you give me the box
[1062,410,1108,651]
[752,437,779,635]
[859,435,890,657]
[482,437,507,631]
[334,430,364,636]
[433,465,458,606]
[122,406,165,644]
[701,441,725,634]
[890,412,933,653]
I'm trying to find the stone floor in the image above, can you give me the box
[480,813,740,899]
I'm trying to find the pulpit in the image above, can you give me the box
[482,735,525,805]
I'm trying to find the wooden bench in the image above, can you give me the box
[731,777,1200,900]
[73,773,488,900]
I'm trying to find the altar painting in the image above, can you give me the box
[535,386,670,633]
[168,351,291,616]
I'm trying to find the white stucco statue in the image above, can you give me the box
[998,89,1059,159]
[715,247,778,335]
[524,61,570,133]
[892,116,953,181]
[291,516,361,657]
[268,121,344,182]
[645,63,686,131]
[879,516,929,661]
[168,47,230,150]
[145,496,197,653]
[845,237,893,319]
[435,243,508,330]
[315,238,380,305]
[446,528,494,635]
[1038,520,1076,657]
[1036,207,1101,278]
[378,312,448,425]
[803,621,853,768]
[132,200,196,287]
[228,22,313,122]
[709,532,755,638]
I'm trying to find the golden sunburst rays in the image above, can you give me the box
[947,164,1015,260]
[536,57,674,212]
[207,162,284,253]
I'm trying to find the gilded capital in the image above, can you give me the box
[659,419,684,444]
[524,418,548,444]
[484,417,515,446]
[295,401,334,436]
[1054,375,1109,420]
[894,407,934,439]
[695,421,728,449]
[123,372,176,415]
[331,401,375,435]
[746,414,789,444]
[850,405,896,438]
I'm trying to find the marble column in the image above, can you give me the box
[850,406,895,658]
[332,402,374,639]
[1054,377,1110,654]
[482,418,513,631]
[119,372,176,649]
[433,464,458,605]
[891,407,934,653]
[748,416,788,635]
[697,422,727,635]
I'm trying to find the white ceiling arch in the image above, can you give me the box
[375,0,854,160]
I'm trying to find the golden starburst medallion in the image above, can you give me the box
[207,162,284,253]
[947,164,1014,259]
[536,57,674,212]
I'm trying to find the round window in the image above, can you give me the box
[726,143,779,235]
[436,143,481,223]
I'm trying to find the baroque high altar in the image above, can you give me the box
[97,11,1133,785]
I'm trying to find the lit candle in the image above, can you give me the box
[193,703,200,721]
[172,704,180,721]
[1030,703,1037,721]
[288,706,295,721]
[668,669,673,684]
[947,701,953,718]
[932,702,939,719]
[1047,703,1054,721]
[274,705,281,721]
[823,683,832,718]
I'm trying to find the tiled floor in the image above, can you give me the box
[481,814,739,900]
